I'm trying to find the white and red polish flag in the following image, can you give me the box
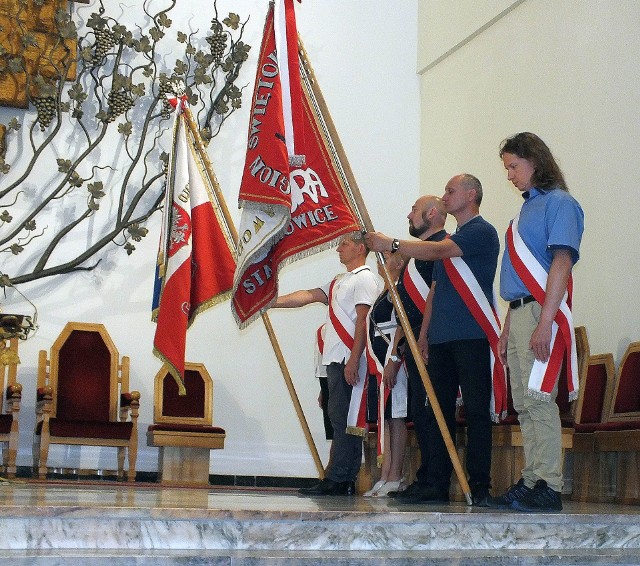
[153,101,236,392]
[232,0,360,327]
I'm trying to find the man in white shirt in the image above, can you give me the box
[274,232,379,495]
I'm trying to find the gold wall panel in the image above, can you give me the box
[0,1,76,108]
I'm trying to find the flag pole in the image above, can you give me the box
[298,42,473,505]
[181,107,326,480]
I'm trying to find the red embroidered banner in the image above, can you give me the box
[231,3,359,327]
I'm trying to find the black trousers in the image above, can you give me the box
[325,362,363,483]
[404,347,431,485]
[425,339,492,492]
[318,376,334,440]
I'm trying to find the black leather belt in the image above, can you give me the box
[509,295,535,309]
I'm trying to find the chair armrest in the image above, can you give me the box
[5,382,22,414]
[120,390,140,423]
[37,386,53,402]
[35,385,53,417]
[120,390,141,408]
[6,382,22,400]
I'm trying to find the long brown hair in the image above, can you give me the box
[499,132,568,191]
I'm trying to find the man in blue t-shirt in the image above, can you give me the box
[489,132,584,513]
[366,174,499,506]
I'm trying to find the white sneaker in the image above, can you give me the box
[363,480,386,497]
[375,480,401,497]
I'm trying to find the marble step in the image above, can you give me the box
[2,496,640,552]
[2,483,640,560]
[4,549,640,566]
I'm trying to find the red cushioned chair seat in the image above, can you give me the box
[147,423,225,435]
[0,413,12,434]
[36,418,133,440]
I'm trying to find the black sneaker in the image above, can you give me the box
[511,479,562,512]
[486,478,531,508]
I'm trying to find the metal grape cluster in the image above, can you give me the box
[207,19,227,63]
[32,97,57,130]
[92,28,117,65]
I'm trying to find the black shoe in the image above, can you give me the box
[471,486,491,507]
[388,481,418,499]
[395,484,449,505]
[511,479,562,512]
[486,478,532,508]
[298,478,356,496]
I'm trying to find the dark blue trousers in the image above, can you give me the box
[425,339,492,492]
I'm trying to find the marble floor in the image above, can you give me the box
[1,477,640,565]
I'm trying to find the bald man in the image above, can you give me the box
[380,195,447,500]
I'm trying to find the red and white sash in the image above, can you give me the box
[506,216,578,401]
[327,277,369,437]
[442,256,508,422]
[402,258,430,313]
[315,324,327,378]
[365,306,408,464]
[316,324,325,354]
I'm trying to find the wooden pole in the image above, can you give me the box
[298,42,473,505]
[182,108,326,480]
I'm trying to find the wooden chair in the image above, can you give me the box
[570,326,591,421]
[0,337,22,478]
[573,353,615,429]
[605,341,640,422]
[147,362,225,486]
[571,353,616,502]
[593,341,640,504]
[33,322,140,481]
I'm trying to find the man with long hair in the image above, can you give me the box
[490,132,584,512]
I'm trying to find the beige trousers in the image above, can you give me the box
[507,302,563,492]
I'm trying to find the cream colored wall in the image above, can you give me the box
[418,0,640,362]
[0,0,420,477]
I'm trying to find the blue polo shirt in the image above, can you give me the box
[429,216,499,344]
[500,187,584,301]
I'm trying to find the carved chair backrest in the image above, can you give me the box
[608,341,640,421]
[45,322,121,421]
[154,362,213,426]
[574,353,615,425]
[565,326,590,420]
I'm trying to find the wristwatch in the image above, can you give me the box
[389,354,401,363]
[390,238,400,253]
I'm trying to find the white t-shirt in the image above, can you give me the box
[320,265,380,365]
